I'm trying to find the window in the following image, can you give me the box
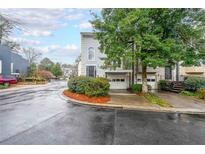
[121,79,125,82]
[88,47,95,61]
[0,60,2,74]
[11,63,14,73]
[86,66,96,77]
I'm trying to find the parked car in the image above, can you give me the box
[0,75,17,86]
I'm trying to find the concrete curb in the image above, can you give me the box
[60,90,205,115]
[0,83,49,93]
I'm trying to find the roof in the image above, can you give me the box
[105,70,132,73]
[80,32,94,36]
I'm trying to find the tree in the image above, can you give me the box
[91,8,205,92]
[51,63,63,77]
[0,14,20,45]
[22,47,42,65]
[39,57,54,71]
[27,62,37,77]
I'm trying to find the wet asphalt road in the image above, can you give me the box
[1,81,205,145]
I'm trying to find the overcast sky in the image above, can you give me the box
[0,8,100,64]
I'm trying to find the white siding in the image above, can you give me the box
[0,60,2,74]
[80,33,106,77]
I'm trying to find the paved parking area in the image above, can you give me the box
[1,82,205,144]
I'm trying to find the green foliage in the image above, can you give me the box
[180,90,196,96]
[196,88,205,99]
[158,80,171,90]
[39,58,54,71]
[68,76,91,94]
[91,9,205,92]
[28,63,37,77]
[67,76,110,97]
[85,77,110,97]
[144,93,172,107]
[51,63,63,77]
[184,76,205,91]
[0,84,9,89]
[131,84,142,93]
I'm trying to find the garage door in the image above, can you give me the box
[108,75,128,89]
[137,74,157,89]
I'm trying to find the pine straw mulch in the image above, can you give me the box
[63,90,110,104]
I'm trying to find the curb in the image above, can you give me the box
[0,83,49,94]
[60,91,205,115]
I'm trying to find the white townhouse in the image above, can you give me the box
[78,32,205,90]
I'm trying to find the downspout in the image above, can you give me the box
[131,40,135,85]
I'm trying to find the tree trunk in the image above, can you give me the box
[142,64,148,93]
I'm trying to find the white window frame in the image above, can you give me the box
[0,60,2,74]
[86,64,97,77]
[11,62,14,74]
[87,47,95,61]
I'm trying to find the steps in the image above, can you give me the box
[170,82,184,93]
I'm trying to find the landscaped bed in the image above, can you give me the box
[63,90,110,103]
[64,76,110,104]
[144,93,172,107]
[131,83,172,107]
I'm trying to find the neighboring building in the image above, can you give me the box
[0,45,28,76]
[78,32,205,90]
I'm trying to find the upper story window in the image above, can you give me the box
[88,47,95,61]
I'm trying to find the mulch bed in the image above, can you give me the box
[63,90,110,104]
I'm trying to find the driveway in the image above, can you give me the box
[1,81,205,144]
[156,91,205,111]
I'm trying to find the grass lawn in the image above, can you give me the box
[144,92,172,107]
[0,84,9,89]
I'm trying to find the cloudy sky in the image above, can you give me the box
[0,8,100,64]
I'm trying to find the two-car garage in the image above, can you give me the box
[106,71,157,90]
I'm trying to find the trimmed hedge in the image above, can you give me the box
[68,76,91,94]
[68,76,110,97]
[131,84,142,93]
[184,76,205,91]
[85,77,110,97]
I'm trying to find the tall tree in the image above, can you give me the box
[39,57,54,71]
[0,14,20,45]
[91,8,205,92]
[51,63,63,77]
[22,47,42,65]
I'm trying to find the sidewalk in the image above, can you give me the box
[61,90,205,114]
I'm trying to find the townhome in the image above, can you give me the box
[0,45,28,76]
[78,32,205,90]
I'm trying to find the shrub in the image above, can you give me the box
[180,90,196,96]
[68,76,91,94]
[85,77,110,97]
[0,84,9,89]
[67,76,110,97]
[158,80,173,91]
[197,88,205,99]
[184,76,205,91]
[131,84,142,93]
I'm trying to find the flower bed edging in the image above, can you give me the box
[63,90,110,104]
